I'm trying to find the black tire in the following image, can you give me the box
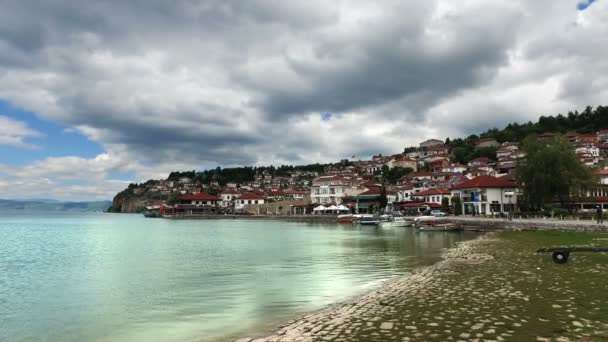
[552,251,569,264]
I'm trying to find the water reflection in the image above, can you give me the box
[0,213,476,342]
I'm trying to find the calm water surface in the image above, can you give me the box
[0,212,476,341]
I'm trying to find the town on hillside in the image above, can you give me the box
[113,129,608,218]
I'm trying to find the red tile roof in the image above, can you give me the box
[238,192,266,200]
[452,175,516,189]
[596,169,608,176]
[182,192,221,201]
[413,188,451,196]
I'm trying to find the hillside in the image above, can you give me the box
[110,105,608,212]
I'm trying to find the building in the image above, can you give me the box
[235,192,266,210]
[283,189,309,201]
[467,157,493,167]
[310,176,359,204]
[476,138,499,149]
[180,192,221,206]
[451,175,517,215]
[386,155,418,171]
[219,188,240,208]
[412,188,451,204]
[442,163,467,174]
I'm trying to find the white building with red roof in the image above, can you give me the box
[310,176,361,205]
[235,192,266,210]
[180,192,221,206]
[219,188,241,208]
[412,188,451,204]
[451,175,517,215]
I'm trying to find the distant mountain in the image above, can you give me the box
[0,199,112,212]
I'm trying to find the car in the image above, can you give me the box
[430,210,447,217]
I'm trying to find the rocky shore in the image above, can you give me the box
[233,231,608,342]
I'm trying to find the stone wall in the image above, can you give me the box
[452,217,608,232]
[243,199,312,215]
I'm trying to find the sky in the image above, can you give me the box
[0,0,607,201]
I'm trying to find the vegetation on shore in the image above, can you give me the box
[515,135,596,212]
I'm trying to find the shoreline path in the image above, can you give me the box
[234,232,608,342]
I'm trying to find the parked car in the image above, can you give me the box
[430,210,447,217]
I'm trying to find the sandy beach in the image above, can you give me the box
[233,231,608,342]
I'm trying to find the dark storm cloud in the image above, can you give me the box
[0,0,607,173]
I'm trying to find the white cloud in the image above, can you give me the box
[0,0,607,199]
[0,115,43,148]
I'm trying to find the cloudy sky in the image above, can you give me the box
[0,0,606,200]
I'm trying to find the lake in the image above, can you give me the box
[0,212,476,341]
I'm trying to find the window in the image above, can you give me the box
[248,200,252,204]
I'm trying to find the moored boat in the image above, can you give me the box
[336,214,357,223]
[414,215,460,231]
[379,216,414,228]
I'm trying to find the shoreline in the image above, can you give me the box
[232,230,608,341]
[231,233,494,342]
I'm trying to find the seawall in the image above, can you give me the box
[453,217,608,232]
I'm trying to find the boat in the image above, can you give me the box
[379,216,414,228]
[414,215,460,231]
[336,214,357,223]
[357,215,391,226]
[143,211,161,218]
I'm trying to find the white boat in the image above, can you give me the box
[414,216,460,231]
[379,216,414,228]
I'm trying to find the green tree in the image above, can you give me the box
[382,166,413,184]
[515,134,595,212]
[452,197,462,216]
[166,192,182,206]
[441,197,450,214]
[379,184,388,210]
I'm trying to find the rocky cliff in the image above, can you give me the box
[111,191,146,213]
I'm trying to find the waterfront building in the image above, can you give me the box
[235,192,266,210]
[411,188,451,205]
[219,188,240,208]
[451,175,518,215]
[310,176,359,205]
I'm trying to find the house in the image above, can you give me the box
[411,188,451,205]
[235,192,266,210]
[386,155,417,172]
[467,157,493,167]
[310,176,359,204]
[400,202,442,215]
[219,188,240,208]
[420,139,445,148]
[496,143,519,159]
[597,129,608,142]
[395,185,415,202]
[476,138,499,149]
[451,175,517,215]
[442,163,467,173]
[423,145,450,157]
[496,159,517,174]
[429,158,449,172]
[180,192,221,206]
[283,189,309,201]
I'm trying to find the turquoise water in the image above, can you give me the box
[0,212,476,342]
